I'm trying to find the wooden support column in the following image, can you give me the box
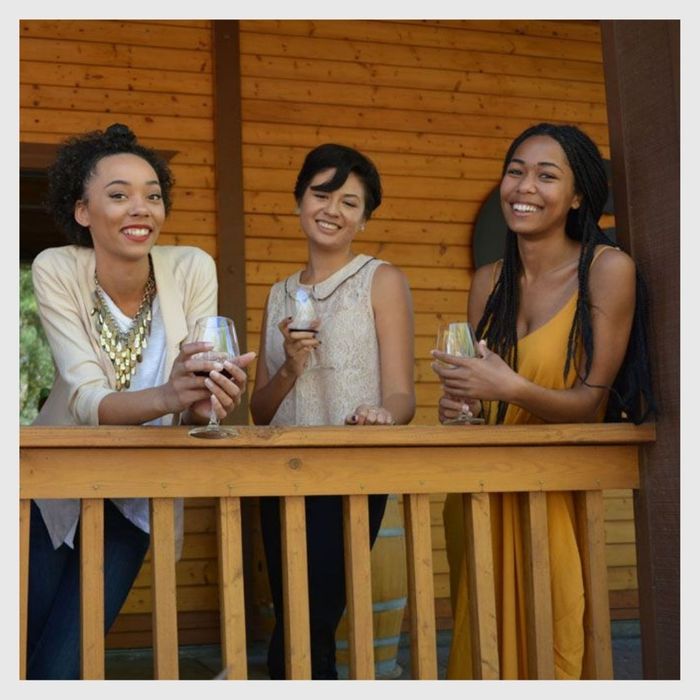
[601,19,680,680]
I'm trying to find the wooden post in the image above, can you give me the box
[520,492,554,679]
[601,19,680,679]
[150,498,179,679]
[80,498,104,679]
[575,490,613,679]
[19,499,31,680]
[280,495,311,679]
[217,496,247,679]
[342,494,375,679]
[404,493,437,679]
[463,492,499,679]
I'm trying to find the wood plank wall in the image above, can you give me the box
[237,19,636,628]
[19,18,638,650]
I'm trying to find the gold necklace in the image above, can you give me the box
[92,260,157,391]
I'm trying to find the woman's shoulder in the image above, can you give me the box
[473,260,502,290]
[590,244,635,279]
[151,244,214,270]
[32,245,93,284]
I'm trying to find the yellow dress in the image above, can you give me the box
[443,289,600,679]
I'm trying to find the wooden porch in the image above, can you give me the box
[19,422,655,680]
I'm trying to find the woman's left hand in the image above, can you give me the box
[345,403,396,425]
[189,351,257,421]
[431,340,520,403]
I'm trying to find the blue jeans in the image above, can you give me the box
[27,499,150,679]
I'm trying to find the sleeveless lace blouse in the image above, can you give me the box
[264,254,387,426]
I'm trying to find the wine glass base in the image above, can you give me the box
[189,425,239,439]
[443,416,485,425]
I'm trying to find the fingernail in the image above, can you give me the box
[213,362,224,371]
[204,378,214,389]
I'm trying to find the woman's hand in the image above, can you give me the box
[345,404,396,425]
[161,341,218,414]
[438,394,482,424]
[188,351,257,422]
[431,340,521,403]
[278,317,320,378]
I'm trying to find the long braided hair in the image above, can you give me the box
[475,123,654,424]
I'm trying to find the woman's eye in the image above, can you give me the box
[539,173,556,181]
[108,192,127,200]
[506,167,522,176]
[148,193,163,201]
[343,200,358,208]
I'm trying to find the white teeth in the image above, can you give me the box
[123,228,150,236]
[317,221,339,231]
[512,203,539,213]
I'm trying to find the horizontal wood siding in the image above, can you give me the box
[19,19,638,651]
[238,18,635,633]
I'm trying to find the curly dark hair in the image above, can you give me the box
[476,122,655,424]
[293,143,382,220]
[45,123,174,247]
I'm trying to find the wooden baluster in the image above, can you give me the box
[80,498,105,679]
[217,496,247,679]
[520,491,555,679]
[280,495,311,679]
[463,492,500,679]
[342,494,375,679]
[19,499,30,680]
[404,493,437,679]
[150,498,179,679]
[575,490,613,679]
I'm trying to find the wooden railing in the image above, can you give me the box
[19,423,655,680]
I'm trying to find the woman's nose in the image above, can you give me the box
[323,197,340,216]
[129,196,149,216]
[517,173,537,193]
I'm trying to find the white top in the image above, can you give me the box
[264,254,386,426]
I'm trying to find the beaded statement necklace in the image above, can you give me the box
[92,259,157,391]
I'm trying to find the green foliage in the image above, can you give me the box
[20,264,55,424]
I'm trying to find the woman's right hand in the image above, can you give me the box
[161,341,221,414]
[278,317,320,378]
[438,393,482,424]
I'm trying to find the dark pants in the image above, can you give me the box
[27,499,150,679]
[260,494,388,680]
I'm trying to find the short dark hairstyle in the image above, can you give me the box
[293,143,382,220]
[45,123,174,247]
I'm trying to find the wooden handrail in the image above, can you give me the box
[19,423,655,680]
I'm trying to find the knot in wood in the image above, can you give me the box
[288,457,302,471]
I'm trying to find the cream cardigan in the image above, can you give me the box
[31,244,218,549]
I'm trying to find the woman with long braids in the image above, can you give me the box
[432,123,654,679]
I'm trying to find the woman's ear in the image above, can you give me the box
[74,200,90,228]
[571,193,582,211]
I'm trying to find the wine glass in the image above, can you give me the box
[285,287,324,370]
[188,316,240,438]
[435,321,485,425]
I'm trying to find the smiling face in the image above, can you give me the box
[499,134,582,239]
[298,168,367,252]
[74,153,165,265]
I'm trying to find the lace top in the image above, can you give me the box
[264,254,387,426]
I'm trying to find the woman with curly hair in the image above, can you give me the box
[432,123,654,679]
[27,123,255,679]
